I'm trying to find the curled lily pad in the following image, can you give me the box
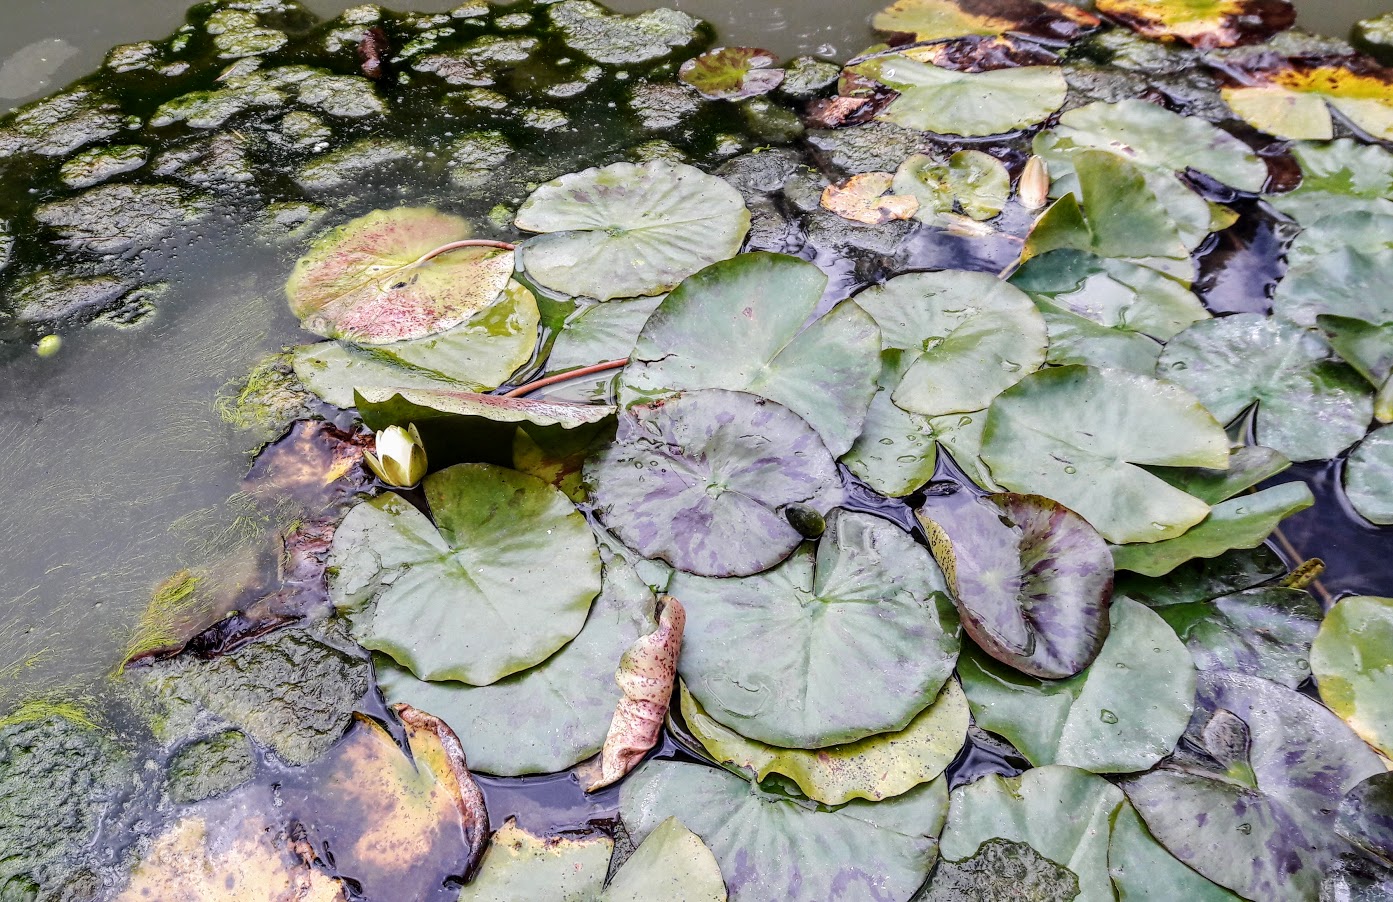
[892,150,1011,222]
[328,464,600,686]
[355,387,613,434]
[1311,594,1393,757]
[1124,672,1384,902]
[1095,0,1295,49]
[1221,60,1393,141]
[819,172,920,224]
[981,365,1229,544]
[1157,313,1373,462]
[621,252,880,456]
[1346,425,1393,525]
[678,678,969,805]
[672,509,959,747]
[621,760,948,902]
[286,208,516,344]
[586,389,842,577]
[958,597,1196,773]
[514,161,750,301]
[602,817,727,902]
[458,819,612,901]
[679,47,785,100]
[855,270,1047,417]
[917,489,1113,679]
[871,0,1099,45]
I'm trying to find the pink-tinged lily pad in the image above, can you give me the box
[679,47,785,100]
[286,207,515,344]
[917,489,1113,679]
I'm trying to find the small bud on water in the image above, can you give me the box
[1019,155,1049,211]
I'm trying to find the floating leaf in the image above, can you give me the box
[679,47,784,99]
[329,464,600,685]
[513,420,613,502]
[678,678,968,805]
[1124,671,1384,902]
[293,280,540,408]
[1319,315,1393,414]
[620,252,880,456]
[1145,444,1291,505]
[1267,138,1393,222]
[981,365,1229,544]
[918,490,1113,679]
[458,820,612,902]
[621,760,948,902]
[1031,297,1164,374]
[892,150,1011,222]
[1157,313,1373,462]
[958,597,1195,773]
[672,510,958,747]
[514,161,750,301]
[840,354,938,497]
[545,295,664,377]
[1108,803,1243,901]
[922,836,1082,901]
[285,208,515,344]
[1221,60,1393,141]
[871,0,1099,45]
[819,172,920,224]
[856,270,1047,417]
[601,817,727,902]
[1337,772,1393,868]
[1272,211,1393,328]
[1346,425,1393,525]
[586,389,842,578]
[355,387,614,436]
[1095,0,1294,49]
[850,53,1068,137]
[1311,594,1393,757]
[1113,545,1287,609]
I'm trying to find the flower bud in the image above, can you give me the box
[364,423,428,488]
[1019,155,1050,211]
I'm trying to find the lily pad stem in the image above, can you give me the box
[416,238,517,265]
[502,358,629,398]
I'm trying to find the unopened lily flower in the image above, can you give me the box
[1019,155,1050,211]
[364,424,428,488]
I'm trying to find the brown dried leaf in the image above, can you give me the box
[820,173,921,224]
[1096,0,1295,50]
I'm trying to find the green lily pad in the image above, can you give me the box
[871,0,1099,45]
[1156,313,1373,462]
[1124,671,1385,902]
[1311,594,1393,757]
[1272,213,1393,329]
[328,464,601,686]
[959,597,1195,773]
[620,252,880,456]
[671,509,958,747]
[546,295,664,377]
[1145,444,1291,505]
[918,490,1114,679]
[851,53,1068,137]
[1111,482,1314,577]
[892,150,1011,222]
[1346,425,1393,525]
[678,678,968,805]
[1108,803,1243,901]
[1032,297,1165,374]
[981,365,1229,544]
[621,760,948,902]
[514,161,750,301]
[1319,315,1393,404]
[840,353,938,497]
[1095,0,1295,49]
[1337,772,1393,868]
[922,836,1082,901]
[285,207,516,344]
[679,47,784,100]
[355,387,613,436]
[602,817,727,902]
[1267,138,1393,223]
[930,409,1002,491]
[292,280,540,408]
[585,389,842,578]
[1113,545,1287,608]
[855,270,1046,417]
[458,820,613,902]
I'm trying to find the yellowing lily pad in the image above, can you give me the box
[1221,60,1393,141]
[872,0,1100,45]
[458,820,613,902]
[679,47,785,99]
[1095,0,1295,49]
[601,817,726,902]
[1311,594,1393,757]
[820,172,920,224]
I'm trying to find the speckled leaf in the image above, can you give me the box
[1123,671,1384,902]
[856,270,1047,417]
[356,387,614,434]
[1220,61,1393,141]
[678,678,968,805]
[981,365,1229,544]
[601,817,727,902]
[514,161,750,301]
[1157,314,1373,462]
[328,464,600,685]
[1108,803,1243,901]
[872,0,1099,44]
[621,252,880,456]
[1337,772,1393,868]
[851,53,1068,137]
[960,597,1194,772]
[922,837,1081,901]
[1311,594,1393,757]
[679,47,784,100]
[672,509,958,747]
[286,207,515,344]
[918,489,1113,679]
[892,150,1011,222]
[621,760,948,902]
[1346,425,1393,524]
[1096,0,1294,49]
[457,820,612,902]
[1145,444,1291,505]
[586,389,842,577]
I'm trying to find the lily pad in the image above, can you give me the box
[850,53,1068,137]
[1095,0,1295,49]
[1031,297,1164,374]
[586,389,841,577]
[855,270,1047,417]
[1272,212,1393,328]
[892,150,1011,222]
[957,597,1196,773]
[601,817,727,902]
[1156,313,1373,462]
[871,0,1099,45]
[514,161,750,301]
[917,490,1113,679]
[458,820,613,902]
[513,421,613,502]
[820,172,920,224]
[1268,138,1393,222]
[679,47,785,100]
[1108,803,1243,901]
[1123,671,1385,902]
[671,509,959,747]
[1337,772,1393,868]
[840,355,938,497]
[545,295,664,377]
[621,760,948,902]
[1221,60,1393,141]
[355,387,614,434]
[980,365,1229,544]
[1113,545,1287,609]
[1311,594,1393,757]
[1145,444,1291,505]
[286,208,516,344]
[678,678,968,805]
[620,252,879,456]
[328,464,601,685]
[1319,316,1393,413]
[1346,425,1393,525]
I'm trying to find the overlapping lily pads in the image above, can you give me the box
[1096,0,1295,49]
[1220,59,1393,141]
[1311,594,1393,757]
[601,817,727,901]
[892,150,1011,222]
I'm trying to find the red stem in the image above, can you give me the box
[502,358,629,398]
[417,239,516,264]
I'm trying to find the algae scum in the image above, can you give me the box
[2,0,1393,899]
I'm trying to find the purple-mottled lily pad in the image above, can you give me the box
[1124,671,1384,902]
[679,47,785,100]
[917,489,1113,679]
[1337,772,1393,868]
[286,207,515,344]
[585,389,842,578]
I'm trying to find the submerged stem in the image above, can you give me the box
[502,358,629,399]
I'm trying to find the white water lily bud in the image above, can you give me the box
[364,423,428,488]
[1019,155,1050,211]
